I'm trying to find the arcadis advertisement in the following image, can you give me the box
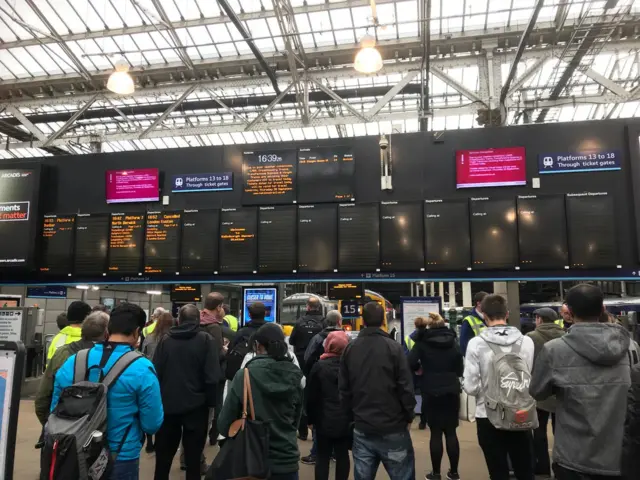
[106,168,160,204]
[243,287,278,324]
[456,147,527,188]
[0,166,41,268]
[538,150,621,174]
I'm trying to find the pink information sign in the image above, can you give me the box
[456,147,526,189]
[105,168,160,204]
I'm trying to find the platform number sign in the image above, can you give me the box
[341,300,360,318]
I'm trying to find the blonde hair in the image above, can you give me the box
[414,316,428,329]
[426,312,446,328]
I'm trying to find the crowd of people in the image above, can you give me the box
[34,283,640,480]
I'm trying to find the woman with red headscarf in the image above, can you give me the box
[306,330,351,480]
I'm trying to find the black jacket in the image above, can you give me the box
[408,327,463,396]
[303,326,342,375]
[623,363,640,479]
[231,319,267,349]
[289,313,325,361]
[153,320,221,415]
[307,356,351,438]
[339,328,415,434]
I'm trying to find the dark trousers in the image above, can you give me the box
[533,409,555,475]
[476,418,534,480]
[315,433,351,480]
[420,394,427,425]
[209,381,225,442]
[154,405,209,480]
[270,473,299,480]
[553,463,622,480]
[429,426,460,475]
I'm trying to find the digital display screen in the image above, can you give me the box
[108,213,145,274]
[242,151,296,205]
[338,203,379,272]
[219,208,257,273]
[424,199,471,270]
[258,206,296,273]
[328,282,364,300]
[144,211,181,274]
[39,214,75,275]
[517,195,568,268]
[172,172,233,193]
[456,147,526,188]
[566,193,617,268]
[380,202,424,271]
[170,284,202,303]
[106,168,160,204]
[0,166,41,268]
[298,147,355,203]
[298,204,338,272]
[74,214,109,276]
[243,287,278,324]
[181,210,219,274]
[470,198,518,269]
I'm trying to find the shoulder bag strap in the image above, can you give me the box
[243,368,256,421]
[102,350,143,389]
[73,349,90,383]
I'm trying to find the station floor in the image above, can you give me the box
[14,399,548,479]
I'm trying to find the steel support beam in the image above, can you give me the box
[4,105,47,142]
[139,85,197,138]
[505,53,551,98]
[430,66,486,105]
[245,83,297,130]
[43,94,100,147]
[368,71,420,117]
[308,79,369,122]
[146,0,197,71]
[203,89,249,124]
[577,64,629,97]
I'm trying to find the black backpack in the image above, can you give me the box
[225,335,251,381]
[294,318,324,353]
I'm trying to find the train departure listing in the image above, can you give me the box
[144,211,181,274]
[219,208,258,273]
[298,147,355,203]
[108,213,145,274]
[242,150,296,205]
[74,214,109,275]
[40,214,75,274]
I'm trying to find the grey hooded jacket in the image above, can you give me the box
[530,323,633,476]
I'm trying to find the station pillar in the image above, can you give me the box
[493,281,520,328]
[462,282,472,307]
[448,282,456,307]
[438,282,445,302]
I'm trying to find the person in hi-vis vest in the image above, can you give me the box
[459,291,489,356]
[46,301,92,365]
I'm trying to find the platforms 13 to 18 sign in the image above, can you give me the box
[538,150,621,174]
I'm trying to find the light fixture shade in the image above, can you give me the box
[354,35,383,73]
[107,70,135,95]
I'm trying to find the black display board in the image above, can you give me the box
[181,210,219,274]
[219,208,258,273]
[517,195,569,269]
[242,150,296,205]
[298,204,338,272]
[39,214,75,275]
[298,147,355,203]
[424,199,471,270]
[170,284,202,302]
[0,165,41,269]
[258,206,296,273]
[107,213,145,274]
[144,211,181,274]
[328,282,364,300]
[74,214,109,276]
[566,193,617,268]
[380,202,424,271]
[470,198,518,269]
[338,203,380,272]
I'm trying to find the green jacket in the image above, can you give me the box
[527,322,565,412]
[35,339,94,425]
[218,355,303,474]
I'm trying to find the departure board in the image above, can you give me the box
[470,198,518,269]
[258,206,296,273]
[144,211,181,274]
[74,214,109,275]
[517,195,568,268]
[338,203,380,272]
[424,199,471,270]
[181,210,219,274]
[108,213,145,274]
[243,150,296,205]
[298,204,338,272]
[39,214,75,275]
[219,208,258,273]
[298,147,355,203]
[380,202,424,271]
[566,193,617,268]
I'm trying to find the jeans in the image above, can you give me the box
[476,418,534,480]
[270,472,299,480]
[553,463,621,480]
[154,405,209,480]
[316,434,350,480]
[110,459,139,480]
[533,409,555,475]
[352,429,415,480]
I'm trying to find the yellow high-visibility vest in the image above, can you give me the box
[463,315,486,337]
[405,336,415,350]
[142,321,157,337]
[555,319,564,328]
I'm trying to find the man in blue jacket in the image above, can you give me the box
[52,303,164,479]
[459,291,488,357]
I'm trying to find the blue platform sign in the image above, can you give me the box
[26,286,67,299]
[171,172,233,193]
[538,150,621,174]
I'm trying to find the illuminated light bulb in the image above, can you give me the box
[354,35,383,74]
[107,59,135,95]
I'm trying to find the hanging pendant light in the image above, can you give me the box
[354,34,383,74]
[107,58,135,95]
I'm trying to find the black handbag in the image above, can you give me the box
[207,368,270,480]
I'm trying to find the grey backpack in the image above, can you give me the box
[481,336,538,431]
[41,349,143,480]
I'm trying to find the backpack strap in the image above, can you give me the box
[73,348,91,384]
[510,337,524,356]
[101,350,144,389]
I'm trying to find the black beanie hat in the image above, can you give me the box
[67,301,92,324]
[254,323,285,346]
